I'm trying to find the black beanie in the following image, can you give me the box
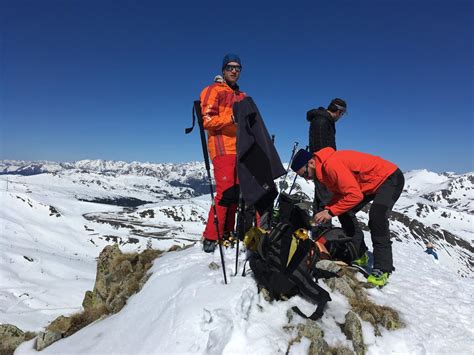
[328,98,347,113]
[222,53,241,70]
[291,149,313,172]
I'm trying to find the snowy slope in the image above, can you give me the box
[15,241,474,354]
[0,173,204,331]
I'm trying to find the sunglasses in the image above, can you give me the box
[334,104,347,115]
[224,65,242,72]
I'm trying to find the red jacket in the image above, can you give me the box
[200,82,246,160]
[314,147,398,216]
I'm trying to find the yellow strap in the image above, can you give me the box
[294,228,309,240]
[287,237,299,266]
[243,227,267,251]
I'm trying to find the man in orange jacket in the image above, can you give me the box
[291,147,405,286]
[199,53,246,253]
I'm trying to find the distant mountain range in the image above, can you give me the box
[0,159,210,195]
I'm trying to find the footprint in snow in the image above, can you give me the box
[201,308,234,355]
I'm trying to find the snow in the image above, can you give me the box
[0,165,473,354]
[403,169,450,194]
[14,242,474,354]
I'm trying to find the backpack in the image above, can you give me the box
[312,227,359,264]
[276,192,358,264]
[248,221,332,320]
[277,192,359,265]
[246,193,361,320]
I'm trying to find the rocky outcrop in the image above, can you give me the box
[35,244,164,351]
[286,320,330,355]
[298,321,329,355]
[81,244,163,313]
[0,324,36,355]
[343,311,366,355]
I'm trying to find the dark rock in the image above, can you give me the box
[343,311,366,355]
[297,321,330,355]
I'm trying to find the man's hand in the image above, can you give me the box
[313,210,332,224]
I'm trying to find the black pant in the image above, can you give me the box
[338,169,405,273]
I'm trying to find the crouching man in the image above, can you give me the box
[291,147,405,286]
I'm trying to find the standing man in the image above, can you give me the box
[291,147,405,286]
[199,53,246,253]
[307,98,369,267]
[306,98,346,219]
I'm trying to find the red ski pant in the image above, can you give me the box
[203,154,239,241]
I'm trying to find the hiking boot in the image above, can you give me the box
[202,239,217,253]
[352,252,369,268]
[367,269,389,287]
[221,232,237,248]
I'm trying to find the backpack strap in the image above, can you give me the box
[345,241,359,262]
[291,302,327,321]
[252,221,333,319]
[287,253,332,320]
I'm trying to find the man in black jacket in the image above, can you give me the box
[306,98,369,267]
[306,98,347,221]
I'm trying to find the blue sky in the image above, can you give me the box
[1,0,472,173]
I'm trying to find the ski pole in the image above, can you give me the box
[275,141,299,208]
[283,141,299,181]
[187,101,227,284]
[235,192,245,276]
[287,173,298,195]
[288,146,310,195]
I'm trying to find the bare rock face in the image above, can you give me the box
[298,321,330,355]
[331,347,355,355]
[325,276,357,299]
[36,330,64,351]
[208,261,220,270]
[83,244,162,314]
[0,324,33,354]
[343,311,366,355]
[316,260,342,274]
[88,244,124,312]
[286,319,331,355]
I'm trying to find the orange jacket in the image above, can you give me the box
[200,82,246,160]
[314,147,398,216]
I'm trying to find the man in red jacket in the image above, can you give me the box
[291,147,405,286]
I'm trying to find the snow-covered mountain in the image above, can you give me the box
[1,159,473,354]
[1,159,211,196]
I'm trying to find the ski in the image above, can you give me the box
[346,264,371,278]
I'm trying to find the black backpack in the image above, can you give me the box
[313,227,359,264]
[248,221,333,320]
[278,192,359,265]
[247,193,360,320]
